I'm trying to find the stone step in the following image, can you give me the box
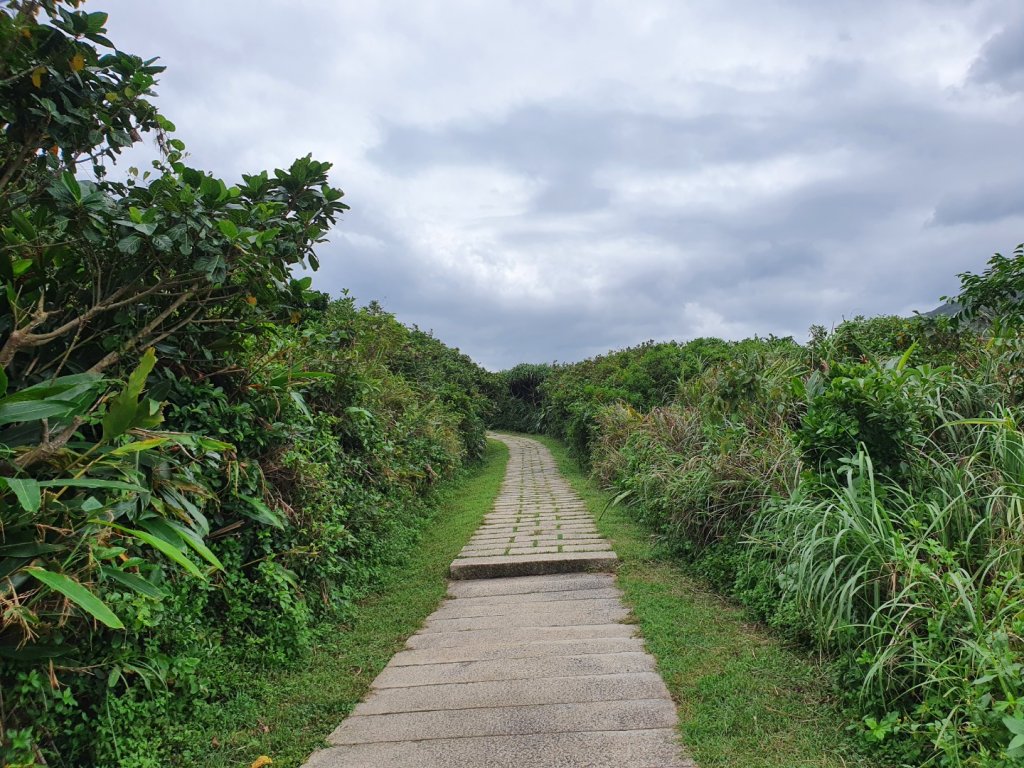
[421,604,629,633]
[405,623,636,650]
[374,652,655,687]
[447,572,616,598]
[450,551,618,579]
[351,672,673,715]
[328,698,678,744]
[438,585,622,607]
[389,636,646,667]
[306,727,692,768]
[430,594,623,619]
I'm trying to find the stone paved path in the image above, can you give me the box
[304,434,693,768]
[450,435,617,579]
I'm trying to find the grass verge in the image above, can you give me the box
[178,438,509,768]
[532,434,878,768]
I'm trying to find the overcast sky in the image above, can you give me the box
[100,0,1023,370]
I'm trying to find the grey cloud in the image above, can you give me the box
[931,180,1024,226]
[969,16,1024,92]
[98,0,1023,370]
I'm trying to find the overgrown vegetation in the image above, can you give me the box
[0,3,490,765]
[491,250,1024,767]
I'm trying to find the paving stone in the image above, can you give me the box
[307,728,693,768]
[374,652,655,687]
[351,672,672,715]
[420,604,629,632]
[389,636,646,666]
[459,548,509,558]
[560,542,619,553]
[405,623,637,650]
[329,698,678,744]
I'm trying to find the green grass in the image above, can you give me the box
[532,434,879,768]
[178,439,509,768]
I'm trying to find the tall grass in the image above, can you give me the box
[749,423,1024,765]
[592,403,800,554]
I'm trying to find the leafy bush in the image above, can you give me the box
[797,355,943,480]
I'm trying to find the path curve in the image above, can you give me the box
[304,433,694,768]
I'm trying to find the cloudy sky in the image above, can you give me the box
[100,0,1023,370]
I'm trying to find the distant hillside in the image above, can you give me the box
[922,301,960,318]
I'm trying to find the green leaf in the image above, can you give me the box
[196,436,234,453]
[10,211,36,239]
[133,398,164,429]
[1,477,41,512]
[165,521,223,570]
[102,348,158,441]
[217,219,238,238]
[237,494,286,529]
[0,643,71,660]
[290,390,312,421]
[1006,716,1024,736]
[100,567,166,599]
[98,522,204,578]
[108,437,169,456]
[26,567,124,629]
[36,478,147,493]
[0,398,77,425]
[0,541,63,557]
[61,172,82,203]
[126,347,157,400]
[85,11,108,33]
[1,373,102,405]
[117,234,142,255]
[0,366,7,397]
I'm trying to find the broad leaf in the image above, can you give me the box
[0,399,77,425]
[102,348,158,441]
[237,494,286,529]
[0,643,72,661]
[26,567,124,629]
[1,477,41,512]
[100,567,166,599]
[99,522,204,578]
[37,478,147,493]
[108,437,170,455]
[164,521,223,570]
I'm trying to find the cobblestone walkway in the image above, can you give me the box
[304,434,693,768]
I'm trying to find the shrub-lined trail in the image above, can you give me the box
[2,5,1021,766]
[304,434,693,768]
